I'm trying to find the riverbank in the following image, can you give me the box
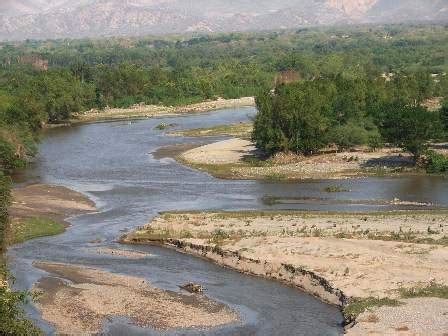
[122,210,448,335]
[9,185,240,334]
[9,184,96,244]
[173,137,423,180]
[70,97,255,123]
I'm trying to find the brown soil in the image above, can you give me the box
[33,262,238,335]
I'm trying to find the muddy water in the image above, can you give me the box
[8,107,448,335]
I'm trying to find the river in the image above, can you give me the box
[8,107,448,335]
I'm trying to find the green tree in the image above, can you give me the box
[441,100,448,135]
[379,103,442,158]
[253,83,330,155]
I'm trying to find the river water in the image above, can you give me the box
[8,107,448,335]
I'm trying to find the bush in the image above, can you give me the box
[0,139,24,170]
[441,101,448,135]
[0,173,11,251]
[326,123,369,150]
[0,267,42,336]
[425,150,448,174]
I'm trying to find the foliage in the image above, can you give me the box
[0,267,42,336]
[343,297,402,320]
[399,282,448,299]
[441,100,448,134]
[253,82,330,155]
[424,150,448,174]
[379,103,442,158]
[0,173,11,252]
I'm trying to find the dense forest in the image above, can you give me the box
[0,23,447,333]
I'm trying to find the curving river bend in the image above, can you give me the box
[8,107,448,335]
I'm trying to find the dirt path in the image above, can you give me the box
[123,210,448,335]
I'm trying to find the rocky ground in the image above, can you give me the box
[123,210,448,335]
[33,262,238,335]
[71,97,255,123]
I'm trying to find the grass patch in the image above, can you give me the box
[265,172,287,181]
[11,217,66,244]
[132,227,194,242]
[343,297,402,320]
[175,123,252,138]
[399,282,448,299]
[160,209,448,220]
[154,122,176,130]
[324,185,349,193]
[241,155,271,167]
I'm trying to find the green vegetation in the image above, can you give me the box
[343,297,402,320]
[176,122,253,138]
[379,104,442,158]
[0,267,41,336]
[253,76,445,159]
[0,177,41,335]
[399,282,448,299]
[11,217,66,244]
[324,185,349,193]
[154,122,176,130]
[0,174,11,252]
[424,150,448,174]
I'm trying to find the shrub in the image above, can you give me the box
[326,123,369,150]
[424,150,448,174]
[0,267,42,336]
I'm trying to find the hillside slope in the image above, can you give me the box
[0,0,447,40]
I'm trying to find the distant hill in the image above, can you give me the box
[0,0,447,41]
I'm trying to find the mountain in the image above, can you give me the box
[0,0,447,41]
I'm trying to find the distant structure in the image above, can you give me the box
[17,55,49,70]
[275,70,301,86]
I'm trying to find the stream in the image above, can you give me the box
[8,107,448,335]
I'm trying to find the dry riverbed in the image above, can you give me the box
[71,97,255,123]
[33,262,238,335]
[122,210,448,335]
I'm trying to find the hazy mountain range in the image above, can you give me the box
[0,0,447,41]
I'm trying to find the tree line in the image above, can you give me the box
[253,70,447,170]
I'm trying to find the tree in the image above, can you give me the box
[379,102,442,158]
[441,101,448,136]
[253,82,330,155]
